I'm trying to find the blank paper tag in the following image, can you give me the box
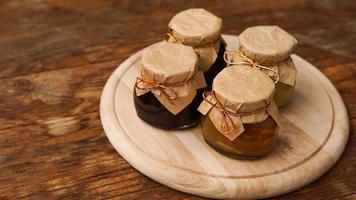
[197,94,214,115]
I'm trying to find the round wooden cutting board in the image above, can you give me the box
[100,35,349,199]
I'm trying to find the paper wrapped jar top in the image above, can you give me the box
[239,26,298,65]
[213,65,275,116]
[198,65,281,141]
[136,42,206,115]
[168,8,222,72]
[168,8,222,46]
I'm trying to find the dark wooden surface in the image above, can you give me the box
[0,0,355,199]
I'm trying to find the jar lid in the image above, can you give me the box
[136,42,206,115]
[213,65,275,110]
[141,42,198,83]
[239,26,297,65]
[198,65,281,141]
[168,8,222,46]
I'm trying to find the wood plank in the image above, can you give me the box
[0,0,355,79]
[0,0,355,199]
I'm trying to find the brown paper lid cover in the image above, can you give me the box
[239,26,297,65]
[141,42,198,83]
[137,42,206,115]
[277,57,297,86]
[229,55,297,86]
[168,8,222,46]
[213,64,275,113]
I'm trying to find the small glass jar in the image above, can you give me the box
[134,42,206,129]
[168,8,227,88]
[198,65,281,159]
[202,115,278,158]
[237,25,298,107]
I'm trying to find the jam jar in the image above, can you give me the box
[134,42,207,129]
[273,57,297,107]
[167,8,227,88]
[226,25,298,107]
[198,65,282,158]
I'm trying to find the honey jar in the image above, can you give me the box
[198,65,282,158]
[224,26,298,107]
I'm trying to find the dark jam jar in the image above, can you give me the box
[168,8,226,89]
[134,42,207,129]
[203,39,226,88]
[134,89,202,129]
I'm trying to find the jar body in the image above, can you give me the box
[274,82,295,107]
[203,39,227,88]
[201,115,278,158]
[134,40,226,129]
[134,90,202,129]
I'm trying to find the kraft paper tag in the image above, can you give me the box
[208,108,245,141]
[194,39,220,72]
[197,94,214,115]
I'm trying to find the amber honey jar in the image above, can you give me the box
[134,42,207,129]
[167,8,226,88]
[198,65,282,158]
[224,26,298,107]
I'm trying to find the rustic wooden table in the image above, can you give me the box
[0,0,355,199]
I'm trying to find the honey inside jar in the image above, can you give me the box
[274,82,295,107]
[202,115,278,158]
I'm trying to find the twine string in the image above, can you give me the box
[203,91,271,135]
[223,51,280,84]
[203,91,236,134]
[135,69,195,105]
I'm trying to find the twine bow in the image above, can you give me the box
[203,91,271,135]
[135,70,195,105]
[223,51,280,84]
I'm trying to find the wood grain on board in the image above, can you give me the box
[0,0,355,199]
[100,35,348,199]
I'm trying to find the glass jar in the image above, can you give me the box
[134,42,206,129]
[274,81,295,107]
[203,40,226,88]
[168,8,226,89]
[237,25,298,107]
[202,115,278,158]
[134,89,202,129]
[198,65,281,159]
